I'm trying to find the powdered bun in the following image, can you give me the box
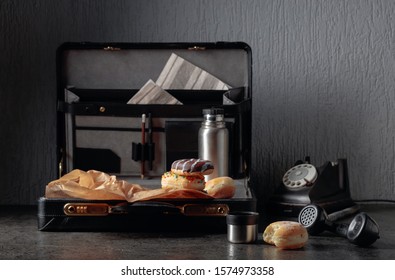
[204,176,235,199]
[263,221,308,249]
[161,172,205,191]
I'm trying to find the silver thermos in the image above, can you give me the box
[198,108,229,181]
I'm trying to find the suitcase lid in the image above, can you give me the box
[55,42,252,179]
[57,41,252,101]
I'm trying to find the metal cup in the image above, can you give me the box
[226,211,259,243]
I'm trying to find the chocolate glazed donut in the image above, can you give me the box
[171,159,214,175]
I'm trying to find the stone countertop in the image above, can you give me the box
[0,204,394,260]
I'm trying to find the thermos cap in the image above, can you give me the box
[227,211,259,243]
[202,108,224,116]
[226,211,259,225]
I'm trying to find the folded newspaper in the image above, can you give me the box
[127,79,182,105]
[156,53,230,90]
[127,53,231,105]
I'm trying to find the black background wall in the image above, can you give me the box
[1,0,394,205]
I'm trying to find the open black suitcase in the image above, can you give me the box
[37,42,256,232]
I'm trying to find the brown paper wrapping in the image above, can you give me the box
[45,169,213,202]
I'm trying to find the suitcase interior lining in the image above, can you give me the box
[61,47,250,92]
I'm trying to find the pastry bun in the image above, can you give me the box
[171,159,214,176]
[263,221,308,249]
[161,172,205,191]
[204,176,236,199]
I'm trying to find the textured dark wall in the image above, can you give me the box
[1,0,394,205]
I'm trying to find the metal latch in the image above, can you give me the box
[180,204,229,216]
[63,203,127,216]
[103,46,121,51]
[188,46,206,51]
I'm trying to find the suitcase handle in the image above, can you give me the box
[129,202,229,216]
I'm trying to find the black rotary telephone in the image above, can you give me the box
[268,157,358,219]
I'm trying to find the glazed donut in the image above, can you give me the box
[204,176,236,199]
[263,221,308,249]
[171,159,214,176]
[161,171,205,191]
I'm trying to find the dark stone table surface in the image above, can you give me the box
[1,204,394,260]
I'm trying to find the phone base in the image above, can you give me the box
[267,158,358,220]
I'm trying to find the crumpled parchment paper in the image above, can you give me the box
[45,169,213,202]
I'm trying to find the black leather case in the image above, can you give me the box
[37,42,256,232]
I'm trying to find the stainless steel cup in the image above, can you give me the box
[226,211,259,243]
